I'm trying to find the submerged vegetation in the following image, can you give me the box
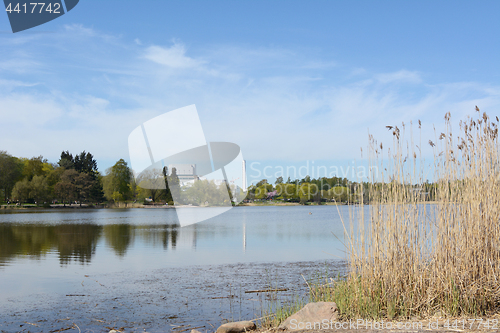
[311,107,500,320]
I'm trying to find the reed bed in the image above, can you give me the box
[322,108,500,320]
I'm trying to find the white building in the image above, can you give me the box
[168,164,197,185]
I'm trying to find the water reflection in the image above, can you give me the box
[0,206,351,268]
[103,224,132,256]
[0,223,102,265]
[0,223,192,265]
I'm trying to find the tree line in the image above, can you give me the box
[0,149,438,206]
[246,175,353,204]
[246,176,437,204]
[0,150,182,206]
[0,150,106,205]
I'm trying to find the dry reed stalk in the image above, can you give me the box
[335,108,500,320]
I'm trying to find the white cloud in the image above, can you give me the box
[1,25,500,172]
[63,24,96,36]
[143,43,206,69]
[375,70,422,84]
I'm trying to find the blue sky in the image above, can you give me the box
[1,1,500,184]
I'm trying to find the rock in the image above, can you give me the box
[278,302,338,331]
[216,320,256,333]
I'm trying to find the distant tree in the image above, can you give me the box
[54,169,93,205]
[58,151,104,203]
[11,178,31,203]
[299,183,319,204]
[58,151,74,169]
[137,168,166,202]
[30,175,49,204]
[89,172,105,203]
[256,179,268,187]
[323,186,350,203]
[275,176,284,184]
[286,176,292,184]
[245,184,256,201]
[74,172,93,206]
[45,166,66,199]
[55,169,79,205]
[21,156,47,181]
[276,183,285,199]
[74,151,98,175]
[299,175,311,185]
[106,159,132,201]
[112,191,123,203]
[277,183,298,201]
[255,183,273,200]
[286,183,299,200]
[181,179,230,206]
[0,151,23,202]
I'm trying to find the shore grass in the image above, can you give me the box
[328,108,500,320]
[259,295,307,328]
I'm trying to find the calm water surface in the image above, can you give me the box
[0,205,352,332]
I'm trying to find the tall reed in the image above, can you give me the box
[331,108,500,319]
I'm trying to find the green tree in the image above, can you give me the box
[45,166,65,200]
[74,172,93,206]
[58,151,74,169]
[255,179,268,187]
[277,183,298,201]
[30,175,49,204]
[112,191,123,203]
[21,156,48,181]
[254,183,273,200]
[54,169,78,205]
[299,175,311,185]
[105,159,132,202]
[0,151,23,202]
[59,150,104,203]
[137,168,166,202]
[89,172,105,203]
[11,178,31,203]
[54,169,94,206]
[299,183,319,204]
[275,176,284,185]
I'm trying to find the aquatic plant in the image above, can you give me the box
[328,107,500,319]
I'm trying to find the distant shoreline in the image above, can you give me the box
[0,202,344,210]
[1,201,442,210]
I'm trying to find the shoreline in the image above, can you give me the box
[0,201,442,210]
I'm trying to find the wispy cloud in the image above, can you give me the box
[375,70,422,84]
[1,25,500,171]
[144,43,206,69]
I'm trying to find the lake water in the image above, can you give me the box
[0,205,352,332]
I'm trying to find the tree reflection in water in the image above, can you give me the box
[0,223,102,265]
[0,222,183,265]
